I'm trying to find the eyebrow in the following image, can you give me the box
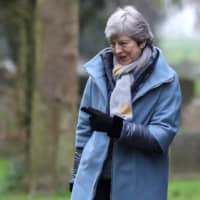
[119,40,130,42]
[110,39,130,43]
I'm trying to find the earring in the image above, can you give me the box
[140,44,145,49]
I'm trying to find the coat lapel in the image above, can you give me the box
[83,50,108,109]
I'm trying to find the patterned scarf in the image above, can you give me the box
[110,47,152,120]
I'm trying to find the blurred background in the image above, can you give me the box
[0,0,200,199]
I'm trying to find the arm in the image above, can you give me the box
[69,147,83,192]
[75,77,93,148]
[119,76,182,153]
[79,75,181,154]
[120,122,162,153]
[69,78,93,191]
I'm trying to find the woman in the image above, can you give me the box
[70,5,181,200]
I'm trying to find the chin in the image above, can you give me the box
[120,61,131,65]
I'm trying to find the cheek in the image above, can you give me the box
[130,48,141,59]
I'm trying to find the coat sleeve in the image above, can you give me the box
[119,75,182,153]
[75,77,93,148]
[69,77,93,188]
[69,147,83,191]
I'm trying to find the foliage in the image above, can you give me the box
[80,16,108,58]
[0,0,32,61]
[156,0,182,7]
[171,0,182,5]
[79,0,106,31]
[79,0,107,58]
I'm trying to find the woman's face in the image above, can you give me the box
[110,33,143,65]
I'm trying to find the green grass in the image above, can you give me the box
[1,180,200,200]
[168,179,200,200]
[1,158,200,199]
[160,39,200,65]
[0,159,71,199]
[0,159,10,180]
[0,159,12,193]
[0,158,24,194]
[195,79,200,96]
[1,192,70,200]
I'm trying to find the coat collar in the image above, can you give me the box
[83,48,110,78]
[132,47,175,103]
[83,49,110,107]
[83,47,176,104]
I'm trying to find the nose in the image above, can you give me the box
[113,43,122,54]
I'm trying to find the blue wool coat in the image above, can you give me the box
[71,47,181,200]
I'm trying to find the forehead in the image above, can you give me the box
[110,33,132,42]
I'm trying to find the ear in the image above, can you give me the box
[139,41,146,49]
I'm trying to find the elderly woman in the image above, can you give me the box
[70,5,181,200]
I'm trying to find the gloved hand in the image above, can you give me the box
[69,180,73,192]
[81,107,123,138]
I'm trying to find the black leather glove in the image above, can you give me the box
[81,107,123,138]
[69,180,73,192]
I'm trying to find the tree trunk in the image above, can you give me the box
[27,0,78,193]
[0,0,32,157]
[1,0,78,193]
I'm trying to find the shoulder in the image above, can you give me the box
[153,47,179,82]
[83,48,112,78]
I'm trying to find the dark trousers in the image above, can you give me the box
[94,179,111,200]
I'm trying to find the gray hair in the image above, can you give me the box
[104,6,154,46]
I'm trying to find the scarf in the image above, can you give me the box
[110,47,152,120]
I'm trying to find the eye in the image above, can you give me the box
[119,41,128,46]
[110,42,115,48]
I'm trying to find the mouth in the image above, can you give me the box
[118,55,128,63]
[117,55,126,60]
